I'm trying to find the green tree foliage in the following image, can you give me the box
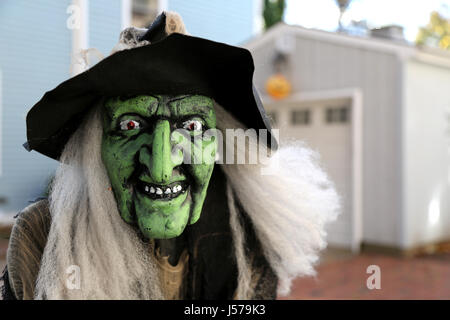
[263,0,286,30]
[416,11,450,50]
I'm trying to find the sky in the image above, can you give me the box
[284,0,450,42]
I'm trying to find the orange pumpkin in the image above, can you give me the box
[265,73,292,100]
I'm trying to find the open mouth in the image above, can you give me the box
[137,180,189,200]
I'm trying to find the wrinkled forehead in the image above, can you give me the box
[103,94,215,120]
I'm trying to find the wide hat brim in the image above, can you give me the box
[25,33,276,160]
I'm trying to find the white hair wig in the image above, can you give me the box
[34,101,339,299]
[35,107,164,299]
[214,104,340,297]
[35,11,340,299]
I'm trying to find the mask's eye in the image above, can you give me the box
[120,119,140,131]
[182,119,202,131]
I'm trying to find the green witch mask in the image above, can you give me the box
[101,94,217,239]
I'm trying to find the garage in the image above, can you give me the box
[264,92,362,251]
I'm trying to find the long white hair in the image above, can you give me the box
[34,107,164,299]
[215,104,340,298]
[35,103,339,299]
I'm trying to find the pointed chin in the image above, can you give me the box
[134,186,191,239]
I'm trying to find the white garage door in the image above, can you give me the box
[265,97,354,250]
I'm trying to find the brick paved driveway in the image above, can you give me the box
[1,238,449,300]
[279,252,450,300]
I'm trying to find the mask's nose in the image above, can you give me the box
[139,119,175,184]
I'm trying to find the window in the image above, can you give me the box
[325,106,349,124]
[291,110,310,125]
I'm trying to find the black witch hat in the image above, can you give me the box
[24,12,276,160]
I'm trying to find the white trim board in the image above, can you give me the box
[245,23,450,69]
[121,0,132,30]
[70,0,89,76]
[0,69,2,177]
[262,88,364,253]
[158,0,169,14]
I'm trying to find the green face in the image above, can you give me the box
[101,95,217,239]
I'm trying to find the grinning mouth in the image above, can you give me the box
[137,180,189,200]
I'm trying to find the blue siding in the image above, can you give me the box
[89,0,123,55]
[0,0,71,214]
[0,1,123,215]
[0,0,254,215]
[168,0,255,45]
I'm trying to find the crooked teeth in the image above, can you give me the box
[142,183,185,197]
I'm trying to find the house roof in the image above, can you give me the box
[244,23,450,69]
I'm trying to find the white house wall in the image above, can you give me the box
[249,31,404,247]
[403,60,450,248]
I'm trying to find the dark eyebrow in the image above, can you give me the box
[168,96,215,122]
[168,95,192,103]
[104,95,159,120]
